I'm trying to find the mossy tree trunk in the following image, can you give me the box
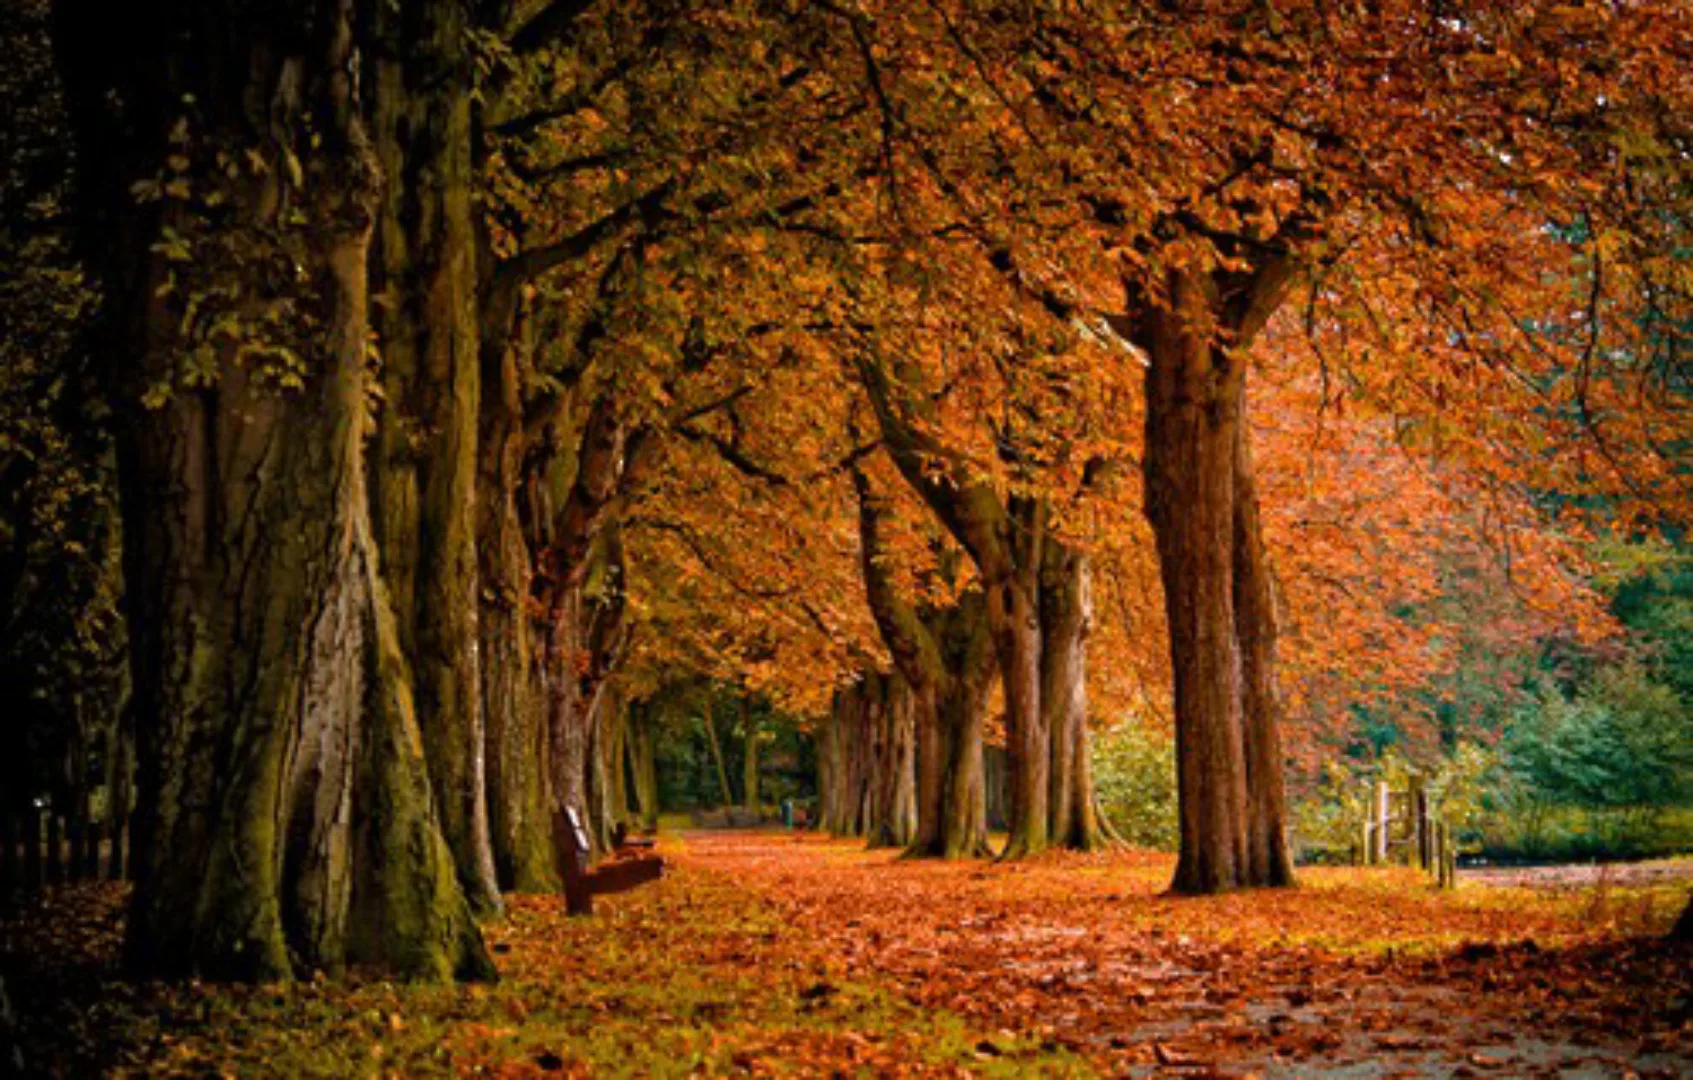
[477,301,554,890]
[368,0,499,916]
[630,704,660,830]
[56,0,492,979]
[742,714,761,816]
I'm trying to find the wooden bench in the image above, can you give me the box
[555,808,665,917]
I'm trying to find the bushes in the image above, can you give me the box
[1092,722,1178,851]
[1291,661,1692,865]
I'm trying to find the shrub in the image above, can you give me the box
[1092,720,1178,851]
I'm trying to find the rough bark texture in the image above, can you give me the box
[369,0,499,916]
[1041,543,1104,851]
[867,674,918,848]
[57,0,493,979]
[477,304,554,890]
[854,467,989,857]
[630,705,660,830]
[819,680,878,837]
[1233,407,1296,888]
[988,497,1049,859]
[1134,264,1296,894]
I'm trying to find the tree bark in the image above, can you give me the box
[990,497,1049,858]
[1233,404,1296,887]
[629,703,660,830]
[742,715,761,815]
[1041,543,1104,851]
[821,680,877,836]
[477,304,554,890]
[867,673,917,847]
[57,0,494,980]
[369,0,499,916]
[1136,264,1294,894]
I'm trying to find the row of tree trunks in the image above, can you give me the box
[56,0,495,980]
[816,672,920,845]
[853,467,992,857]
[1135,266,1295,894]
[850,382,1106,858]
[0,810,127,890]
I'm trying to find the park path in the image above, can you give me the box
[671,829,1691,1079]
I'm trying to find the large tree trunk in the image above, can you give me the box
[1041,543,1104,851]
[1233,407,1296,888]
[368,0,499,916]
[820,680,876,836]
[58,0,493,979]
[989,498,1048,859]
[543,585,590,833]
[478,306,554,890]
[1140,269,1254,895]
[867,674,917,848]
[587,682,625,853]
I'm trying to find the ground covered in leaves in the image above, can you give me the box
[3,832,1688,1078]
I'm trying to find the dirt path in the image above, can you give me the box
[674,831,1691,1079]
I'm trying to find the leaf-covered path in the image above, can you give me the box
[4,831,1688,1077]
[680,832,1689,1078]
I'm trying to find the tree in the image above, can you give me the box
[816,0,1689,890]
[54,0,491,980]
[853,458,993,857]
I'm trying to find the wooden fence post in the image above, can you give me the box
[1374,781,1391,864]
[1414,787,1431,870]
